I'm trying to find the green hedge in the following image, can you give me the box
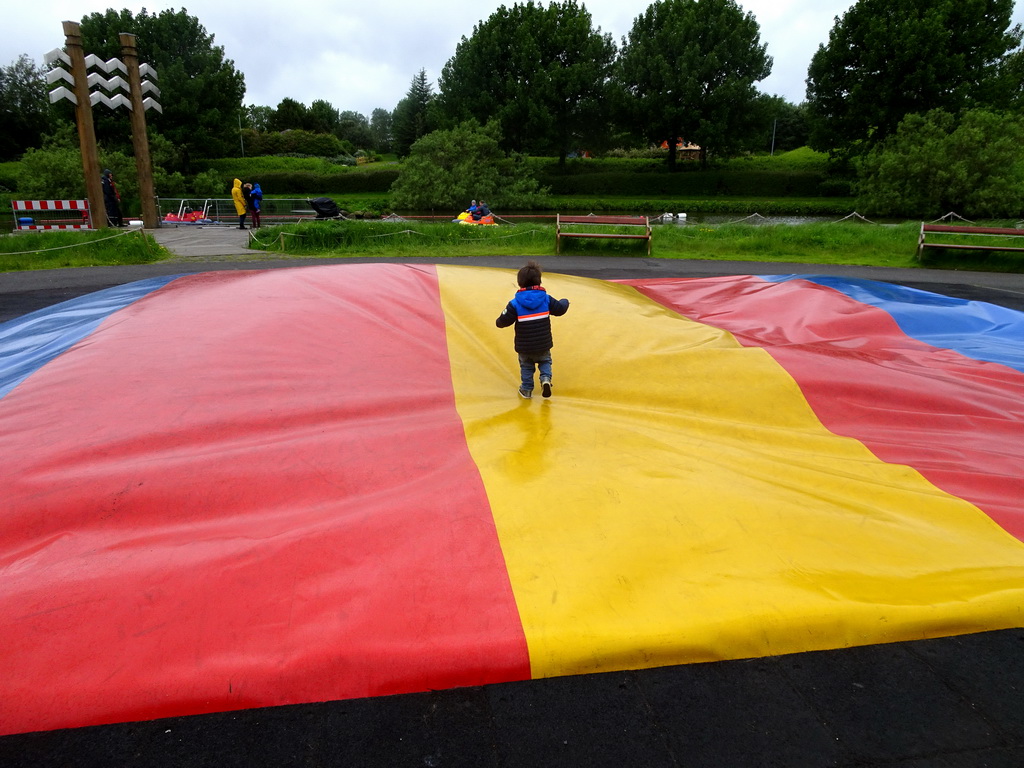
[546,196,856,215]
[536,170,837,198]
[215,168,400,195]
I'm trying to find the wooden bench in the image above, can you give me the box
[556,214,652,256]
[917,223,1024,260]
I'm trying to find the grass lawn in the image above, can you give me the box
[245,219,927,269]
[0,228,168,272]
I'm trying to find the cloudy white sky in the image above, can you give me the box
[5,1,1024,118]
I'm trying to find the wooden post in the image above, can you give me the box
[62,21,106,229]
[119,33,158,228]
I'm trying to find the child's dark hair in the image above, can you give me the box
[517,260,542,288]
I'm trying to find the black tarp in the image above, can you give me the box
[308,198,340,219]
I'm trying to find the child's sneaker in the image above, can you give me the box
[541,379,552,398]
[518,387,532,399]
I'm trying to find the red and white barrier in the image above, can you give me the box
[12,200,92,230]
[12,199,88,211]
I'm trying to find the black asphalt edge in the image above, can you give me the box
[2,629,1022,768]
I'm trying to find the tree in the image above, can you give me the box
[392,69,435,157]
[308,100,341,135]
[806,0,1022,157]
[437,1,615,163]
[389,121,548,210]
[337,111,373,150]
[0,55,54,160]
[269,97,310,132]
[370,108,393,153]
[244,104,274,132]
[751,96,809,154]
[79,8,246,165]
[992,46,1024,110]
[856,108,1024,218]
[16,121,213,207]
[617,0,772,169]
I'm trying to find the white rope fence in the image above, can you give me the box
[0,228,137,257]
[720,213,770,225]
[833,211,878,224]
[245,210,929,253]
[248,224,548,250]
[367,229,428,238]
[647,211,891,226]
[931,212,976,224]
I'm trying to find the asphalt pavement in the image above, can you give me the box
[1,225,1022,767]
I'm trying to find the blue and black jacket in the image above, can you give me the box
[496,286,570,353]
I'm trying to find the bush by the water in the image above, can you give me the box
[856,109,1024,218]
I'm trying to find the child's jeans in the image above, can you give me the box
[518,351,552,392]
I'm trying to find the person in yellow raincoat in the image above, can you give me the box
[231,178,248,229]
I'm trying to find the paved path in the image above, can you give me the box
[150,222,254,257]
[1,228,1022,766]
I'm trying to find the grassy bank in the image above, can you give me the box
[246,218,1024,271]
[247,219,934,268]
[0,228,168,272]
[4,219,1023,274]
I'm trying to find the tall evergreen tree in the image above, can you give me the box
[392,69,435,157]
[805,0,1022,157]
[617,0,771,169]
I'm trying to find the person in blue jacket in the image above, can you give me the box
[247,182,263,228]
[496,260,570,399]
[473,200,491,221]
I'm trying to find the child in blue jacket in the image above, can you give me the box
[496,260,570,398]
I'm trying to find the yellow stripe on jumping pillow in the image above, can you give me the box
[436,265,1024,680]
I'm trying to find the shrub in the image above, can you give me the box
[856,109,1024,218]
[0,162,19,192]
[242,129,349,158]
[389,121,548,210]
